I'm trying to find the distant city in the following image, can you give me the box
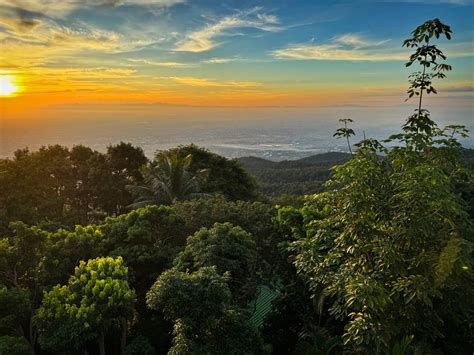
[2,114,472,161]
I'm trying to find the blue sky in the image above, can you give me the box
[0,0,472,120]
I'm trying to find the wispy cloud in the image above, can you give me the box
[38,67,137,79]
[272,34,406,61]
[123,0,186,5]
[0,19,158,69]
[175,7,282,52]
[1,0,186,18]
[272,44,407,61]
[272,33,474,61]
[48,25,153,52]
[332,34,391,48]
[201,58,236,64]
[127,56,265,68]
[156,76,261,88]
[440,83,474,92]
[127,58,196,68]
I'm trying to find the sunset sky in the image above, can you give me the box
[0,0,473,124]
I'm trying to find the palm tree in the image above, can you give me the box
[126,152,208,208]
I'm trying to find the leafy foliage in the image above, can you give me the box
[174,222,259,302]
[147,267,263,354]
[127,151,209,208]
[36,256,136,354]
[39,225,104,287]
[0,222,47,289]
[161,144,258,200]
[0,335,31,355]
[100,205,187,290]
[281,19,473,353]
[0,287,32,345]
[172,196,280,279]
[0,143,147,232]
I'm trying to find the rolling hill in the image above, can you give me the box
[238,152,352,196]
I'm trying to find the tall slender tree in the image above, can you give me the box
[334,119,355,154]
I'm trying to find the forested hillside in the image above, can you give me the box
[239,152,352,196]
[242,149,474,197]
[461,147,474,169]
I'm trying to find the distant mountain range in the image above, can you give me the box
[239,149,474,196]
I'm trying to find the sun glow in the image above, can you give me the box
[0,75,19,96]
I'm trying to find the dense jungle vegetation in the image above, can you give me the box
[0,19,473,354]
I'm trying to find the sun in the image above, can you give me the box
[0,75,19,96]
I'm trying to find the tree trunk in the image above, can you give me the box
[98,332,105,355]
[28,316,36,355]
[120,317,127,354]
[417,52,427,120]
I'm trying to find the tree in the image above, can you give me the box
[99,205,188,353]
[99,143,148,216]
[403,19,452,118]
[0,223,108,354]
[36,257,136,355]
[39,225,104,287]
[100,205,187,299]
[0,335,31,355]
[172,196,280,278]
[0,146,73,228]
[0,223,47,354]
[282,19,473,353]
[174,223,259,302]
[173,196,276,237]
[127,151,209,208]
[159,145,258,201]
[333,118,355,154]
[0,143,148,230]
[106,142,148,183]
[0,287,33,355]
[84,143,147,218]
[146,267,263,354]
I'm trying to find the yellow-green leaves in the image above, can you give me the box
[36,257,136,352]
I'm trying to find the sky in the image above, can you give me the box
[0,0,473,128]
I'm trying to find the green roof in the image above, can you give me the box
[249,285,279,328]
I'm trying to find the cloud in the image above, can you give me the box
[0,6,46,34]
[256,13,279,24]
[201,58,236,64]
[1,0,186,18]
[127,58,196,68]
[0,20,157,59]
[156,76,261,88]
[272,44,407,61]
[127,56,263,68]
[272,34,407,61]
[123,0,186,5]
[272,33,474,61]
[332,34,391,48]
[49,24,156,53]
[441,84,474,93]
[39,67,137,80]
[175,7,282,52]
